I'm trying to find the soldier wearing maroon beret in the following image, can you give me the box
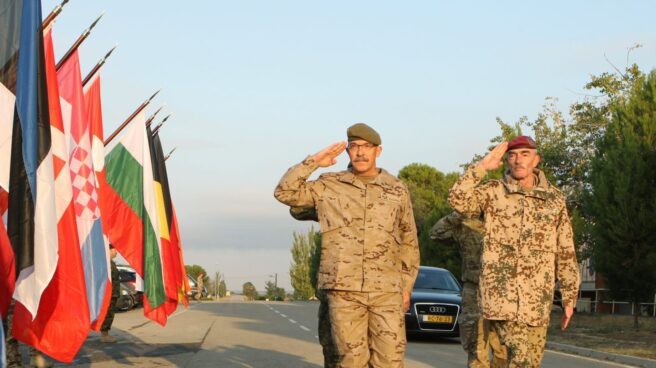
[448,135,580,367]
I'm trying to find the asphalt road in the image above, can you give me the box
[46,296,636,367]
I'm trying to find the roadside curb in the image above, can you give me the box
[546,342,656,368]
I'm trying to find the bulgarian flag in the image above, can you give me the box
[104,112,167,325]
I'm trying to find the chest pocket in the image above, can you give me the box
[317,196,347,233]
[372,192,401,233]
[526,201,560,253]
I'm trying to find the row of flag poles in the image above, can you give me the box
[0,0,190,363]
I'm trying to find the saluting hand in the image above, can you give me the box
[312,142,347,168]
[477,142,509,171]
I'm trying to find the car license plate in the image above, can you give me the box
[423,315,453,323]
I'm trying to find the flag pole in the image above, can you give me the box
[164,147,177,162]
[81,45,117,87]
[150,113,172,135]
[104,90,161,146]
[56,12,104,70]
[42,0,70,30]
[145,106,166,128]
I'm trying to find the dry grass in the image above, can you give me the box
[547,309,656,360]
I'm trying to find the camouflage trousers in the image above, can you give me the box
[460,282,506,368]
[3,303,21,367]
[489,320,548,368]
[316,289,340,368]
[326,291,406,368]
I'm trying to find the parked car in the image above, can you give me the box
[405,266,462,337]
[117,265,144,308]
[116,282,136,311]
[187,274,208,300]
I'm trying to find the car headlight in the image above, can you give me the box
[121,290,128,296]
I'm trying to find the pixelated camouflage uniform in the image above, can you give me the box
[101,259,120,332]
[290,206,340,368]
[3,303,21,367]
[430,212,507,368]
[448,166,580,367]
[275,156,419,368]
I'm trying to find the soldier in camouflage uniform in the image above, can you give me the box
[448,136,580,367]
[289,206,340,368]
[275,123,420,368]
[430,212,507,368]
[100,245,120,343]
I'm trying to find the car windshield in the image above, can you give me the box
[413,268,460,291]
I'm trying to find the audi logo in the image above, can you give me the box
[429,306,447,313]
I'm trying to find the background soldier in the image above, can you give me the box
[100,244,120,343]
[275,123,419,367]
[448,136,580,367]
[431,212,506,368]
[289,206,340,368]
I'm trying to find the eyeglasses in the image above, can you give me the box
[347,142,376,151]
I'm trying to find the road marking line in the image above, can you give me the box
[274,310,280,314]
[546,349,635,367]
[288,319,297,324]
[299,325,310,332]
[280,314,287,318]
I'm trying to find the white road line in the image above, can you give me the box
[546,350,635,367]
[280,314,287,318]
[288,319,297,324]
[274,310,280,314]
[299,325,310,332]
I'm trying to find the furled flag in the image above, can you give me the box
[10,24,92,363]
[0,0,21,320]
[6,0,59,325]
[83,69,113,331]
[57,48,109,327]
[145,127,185,321]
[104,112,167,325]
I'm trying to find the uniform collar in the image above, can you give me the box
[337,168,396,189]
[502,168,554,200]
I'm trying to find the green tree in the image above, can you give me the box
[398,163,460,274]
[265,280,286,301]
[585,70,656,329]
[185,264,209,284]
[289,227,317,300]
[218,280,227,298]
[242,281,258,301]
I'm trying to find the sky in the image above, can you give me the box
[42,0,656,292]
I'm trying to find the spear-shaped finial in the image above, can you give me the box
[56,12,105,70]
[42,0,70,30]
[151,113,172,135]
[104,89,162,146]
[145,105,166,127]
[164,147,177,162]
[82,44,117,86]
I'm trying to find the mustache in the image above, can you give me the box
[354,157,369,162]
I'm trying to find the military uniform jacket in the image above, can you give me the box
[274,156,420,293]
[430,212,484,285]
[448,165,580,326]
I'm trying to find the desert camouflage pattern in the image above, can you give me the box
[490,320,548,368]
[327,291,406,368]
[289,206,319,222]
[274,156,420,293]
[461,283,507,368]
[431,213,507,367]
[430,212,485,284]
[316,289,340,368]
[448,165,579,327]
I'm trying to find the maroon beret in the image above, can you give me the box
[507,135,537,151]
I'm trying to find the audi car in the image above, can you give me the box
[405,266,462,337]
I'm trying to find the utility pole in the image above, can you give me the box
[215,271,219,300]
